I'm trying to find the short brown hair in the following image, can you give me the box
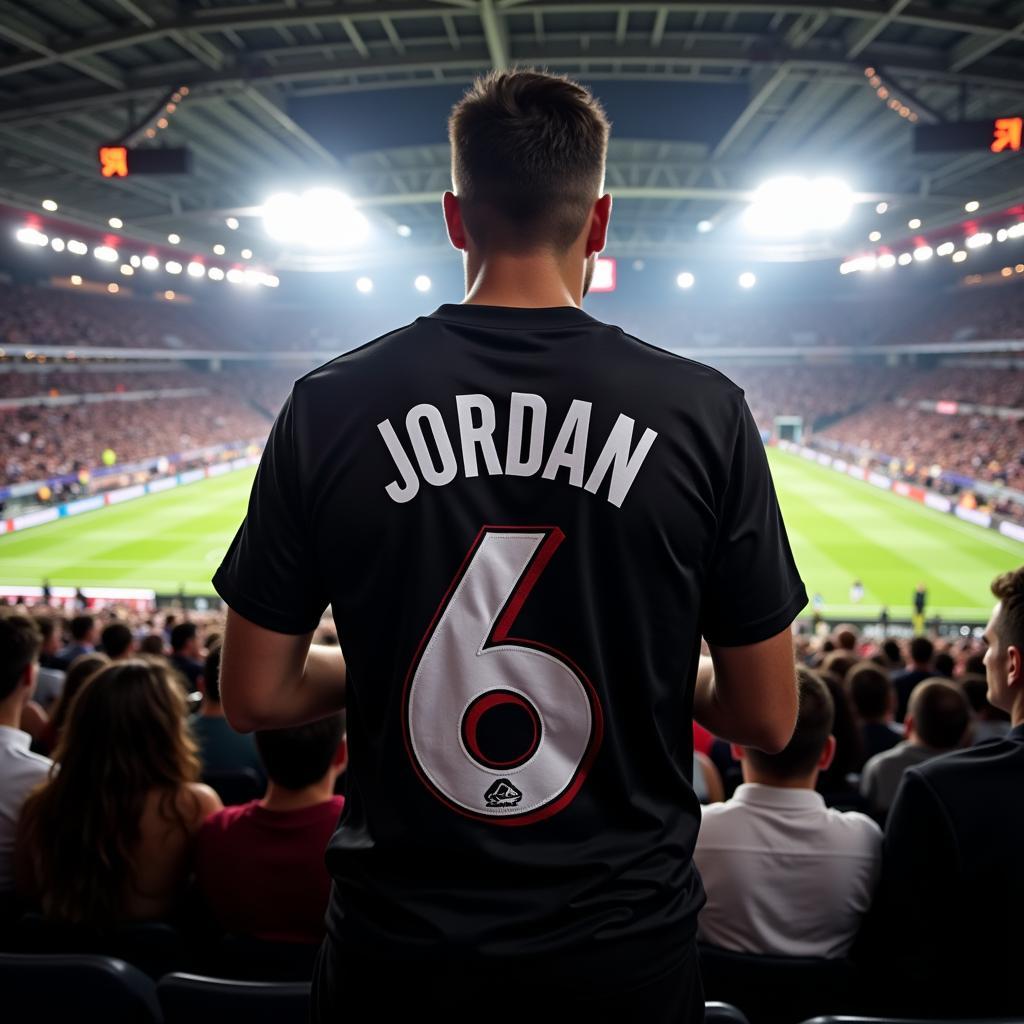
[0,614,41,701]
[992,566,1024,651]
[907,678,969,749]
[745,666,834,779]
[448,69,610,252]
[848,660,894,720]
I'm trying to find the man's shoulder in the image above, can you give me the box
[0,740,52,777]
[907,733,1024,801]
[821,806,883,849]
[199,799,258,838]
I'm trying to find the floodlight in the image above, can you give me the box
[744,176,854,236]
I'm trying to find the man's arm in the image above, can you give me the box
[693,627,798,753]
[220,608,346,733]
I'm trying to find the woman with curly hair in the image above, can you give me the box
[15,658,222,927]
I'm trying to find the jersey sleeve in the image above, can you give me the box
[699,397,807,647]
[213,389,329,634]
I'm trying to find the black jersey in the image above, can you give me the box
[214,302,806,984]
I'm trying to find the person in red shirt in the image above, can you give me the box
[196,712,346,945]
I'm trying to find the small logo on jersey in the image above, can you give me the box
[484,778,523,807]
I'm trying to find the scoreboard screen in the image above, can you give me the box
[98,146,192,177]
[914,117,1022,154]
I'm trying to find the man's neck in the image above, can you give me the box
[0,695,25,731]
[463,250,582,309]
[260,777,336,813]
[201,700,225,719]
[742,769,818,791]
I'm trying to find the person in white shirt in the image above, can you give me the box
[0,615,53,893]
[695,667,881,959]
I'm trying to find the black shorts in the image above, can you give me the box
[310,934,704,1024]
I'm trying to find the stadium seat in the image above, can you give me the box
[706,1003,753,1024]
[0,952,161,1022]
[12,912,190,978]
[699,944,858,1024]
[201,767,264,806]
[157,973,311,1024]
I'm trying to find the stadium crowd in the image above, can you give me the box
[0,565,1020,1017]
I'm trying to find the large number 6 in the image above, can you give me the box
[402,526,604,825]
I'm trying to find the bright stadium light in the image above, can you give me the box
[41,199,58,212]
[913,245,933,261]
[108,217,123,229]
[107,283,119,294]
[697,220,714,233]
[70,274,82,285]
[129,254,141,268]
[1008,222,1024,239]
[676,271,695,289]
[120,264,134,276]
[241,248,253,259]
[208,266,225,281]
[397,224,412,238]
[936,242,955,256]
[187,262,205,278]
[897,253,913,266]
[356,276,374,293]
[869,231,881,242]
[952,250,968,263]
[164,290,175,300]
[877,253,897,269]
[966,232,993,249]
[93,245,118,262]
[964,200,980,213]
[875,202,888,214]
[213,243,226,255]
[261,188,370,249]
[50,237,65,252]
[839,255,877,274]
[67,239,88,255]
[738,271,757,289]
[16,227,48,246]
[226,268,245,284]
[997,228,1008,242]
[908,218,921,229]
[141,254,159,271]
[165,260,183,274]
[744,176,854,236]
[225,217,239,230]
[167,233,181,244]
[414,274,431,293]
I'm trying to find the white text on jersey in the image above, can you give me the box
[377,393,658,508]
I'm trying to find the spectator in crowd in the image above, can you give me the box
[860,679,970,819]
[56,614,96,668]
[862,567,1024,1016]
[695,668,881,958]
[138,633,166,656]
[960,674,1012,744]
[848,661,902,761]
[815,672,865,803]
[15,659,221,926]
[933,651,955,679]
[100,621,135,661]
[0,615,51,895]
[879,639,903,670]
[35,653,107,757]
[191,645,263,780]
[169,622,202,692]
[31,616,65,710]
[891,637,934,721]
[196,713,346,945]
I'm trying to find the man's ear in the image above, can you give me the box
[442,191,467,251]
[1009,644,1022,689]
[818,734,837,771]
[585,194,612,256]
[333,737,348,774]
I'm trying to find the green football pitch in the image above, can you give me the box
[0,449,1019,620]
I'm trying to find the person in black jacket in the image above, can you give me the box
[862,566,1024,1017]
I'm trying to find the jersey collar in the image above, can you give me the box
[428,303,598,330]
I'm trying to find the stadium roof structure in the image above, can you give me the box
[0,0,1023,267]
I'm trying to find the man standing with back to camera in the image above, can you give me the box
[214,69,805,1022]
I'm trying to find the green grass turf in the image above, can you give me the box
[0,449,1020,618]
